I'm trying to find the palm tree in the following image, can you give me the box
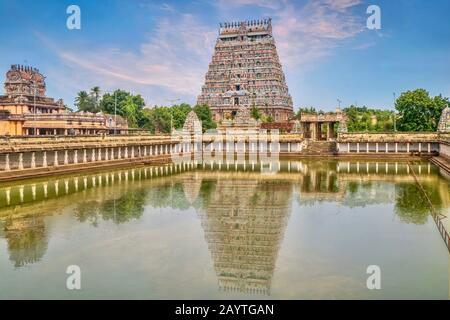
[90,86,101,112]
[75,91,90,111]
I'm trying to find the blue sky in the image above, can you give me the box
[0,0,449,111]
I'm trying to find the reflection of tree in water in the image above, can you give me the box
[101,189,147,224]
[147,182,191,210]
[74,189,148,226]
[395,183,430,224]
[4,216,48,268]
[395,181,444,225]
[193,180,216,209]
[347,181,359,195]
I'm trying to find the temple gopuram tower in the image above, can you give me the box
[197,19,293,122]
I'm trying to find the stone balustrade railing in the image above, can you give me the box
[0,132,449,180]
[337,132,439,143]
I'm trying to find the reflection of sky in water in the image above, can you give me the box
[0,159,448,299]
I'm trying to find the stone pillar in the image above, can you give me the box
[385,143,388,153]
[64,150,69,165]
[150,145,153,156]
[395,143,398,153]
[165,144,168,154]
[54,151,59,166]
[43,151,48,167]
[31,152,36,168]
[74,150,78,164]
[126,147,130,158]
[144,146,147,157]
[18,153,24,170]
[91,149,96,162]
[418,143,422,153]
[5,154,10,171]
[407,143,410,153]
[105,148,109,161]
[428,143,431,153]
[356,143,360,153]
[131,146,135,158]
[347,143,350,153]
[327,122,333,140]
[83,149,87,163]
[375,143,379,153]
[98,148,102,161]
[110,148,114,160]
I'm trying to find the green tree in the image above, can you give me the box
[90,86,101,111]
[251,105,261,120]
[170,103,192,129]
[395,89,449,132]
[99,90,146,128]
[75,91,96,112]
[193,104,217,132]
[344,105,395,132]
[142,107,172,133]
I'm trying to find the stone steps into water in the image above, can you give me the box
[302,141,337,155]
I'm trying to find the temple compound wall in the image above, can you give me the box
[0,107,449,181]
[0,132,447,181]
[336,132,440,155]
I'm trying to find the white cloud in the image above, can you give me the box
[41,0,367,106]
[43,14,216,105]
[271,0,365,67]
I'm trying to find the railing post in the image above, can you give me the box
[5,154,10,171]
[31,152,36,168]
[43,151,48,167]
[18,153,24,170]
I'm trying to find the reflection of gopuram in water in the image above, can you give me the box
[196,176,292,295]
